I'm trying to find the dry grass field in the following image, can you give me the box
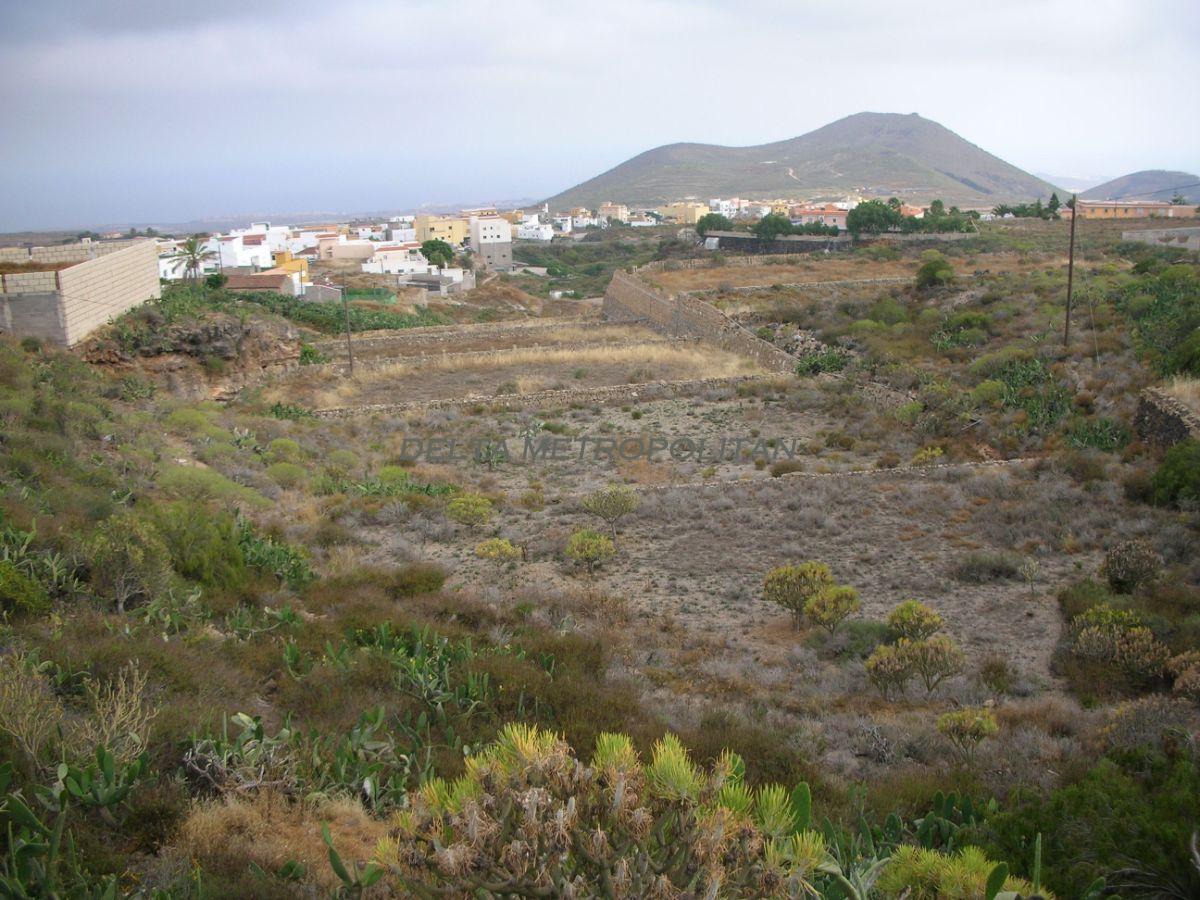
[648,250,1065,293]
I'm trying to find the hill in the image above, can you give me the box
[1080,169,1200,203]
[545,112,1057,209]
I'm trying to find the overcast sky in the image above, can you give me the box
[1,0,1197,231]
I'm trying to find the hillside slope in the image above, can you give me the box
[1080,169,1200,203]
[546,112,1057,209]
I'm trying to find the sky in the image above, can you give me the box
[1,0,1198,231]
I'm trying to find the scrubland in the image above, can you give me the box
[1,221,1198,897]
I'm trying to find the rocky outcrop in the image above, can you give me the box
[82,313,301,401]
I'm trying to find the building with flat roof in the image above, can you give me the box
[1075,200,1196,220]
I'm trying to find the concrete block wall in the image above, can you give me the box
[56,241,161,345]
[1,293,68,345]
[29,238,145,265]
[1,271,60,294]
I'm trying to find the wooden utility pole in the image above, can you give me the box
[340,277,355,377]
[1064,194,1078,347]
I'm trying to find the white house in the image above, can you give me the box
[389,226,416,243]
[709,199,737,219]
[551,214,573,233]
[203,233,274,270]
[468,216,513,271]
[517,221,554,241]
[361,243,432,276]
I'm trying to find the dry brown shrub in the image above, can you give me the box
[174,793,385,892]
[993,695,1089,739]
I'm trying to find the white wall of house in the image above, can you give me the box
[361,245,432,275]
[467,216,513,250]
[517,222,554,241]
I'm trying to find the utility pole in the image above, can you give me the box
[340,277,355,377]
[1064,194,1078,348]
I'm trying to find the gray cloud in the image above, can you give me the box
[1,0,1197,230]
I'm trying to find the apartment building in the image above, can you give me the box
[658,202,711,225]
[414,214,468,246]
[468,216,513,271]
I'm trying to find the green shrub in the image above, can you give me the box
[1150,439,1200,507]
[153,503,247,590]
[794,348,850,376]
[937,707,999,757]
[298,343,328,365]
[388,562,447,597]
[475,538,522,563]
[164,407,211,434]
[952,551,1021,583]
[878,845,1036,898]
[915,252,955,289]
[887,600,944,640]
[265,438,302,464]
[446,494,494,528]
[0,559,50,615]
[868,295,909,325]
[565,529,615,573]
[763,561,834,629]
[803,585,860,633]
[266,462,307,489]
[236,518,313,589]
[900,635,966,695]
[969,379,1005,407]
[865,643,915,699]
[86,512,172,613]
[895,401,923,425]
[581,484,639,544]
[1100,539,1161,594]
[1066,417,1131,451]
[158,465,268,506]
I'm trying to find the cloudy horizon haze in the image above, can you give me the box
[1,0,1197,232]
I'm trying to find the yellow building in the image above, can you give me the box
[657,202,710,225]
[271,250,309,280]
[1074,200,1196,220]
[414,215,468,245]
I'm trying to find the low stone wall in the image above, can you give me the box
[309,317,610,357]
[704,232,851,254]
[283,337,677,378]
[314,373,786,419]
[603,270,797,373]
[1135,388,1200,447]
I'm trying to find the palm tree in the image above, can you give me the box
[169,236,218,284]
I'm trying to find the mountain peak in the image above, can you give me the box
[545,112,1054,209]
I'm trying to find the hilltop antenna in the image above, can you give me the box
[1064,193,1077,348]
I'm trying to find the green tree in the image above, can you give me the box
[1048,193,1061,216]
[565,529,615,573]
[915,250,955,290]
[752,214,795,240]
[928,199,946,218]
[763,562,834,629]
[581,484,639,546]
[168,236,217,284]
[421,239,455,268]
[846,200,902,235]
[695,213,734,237]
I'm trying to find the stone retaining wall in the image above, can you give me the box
[603,270,797,373]
[309,317,611,357]
[314,373,786,419]
[1135,388,1200,447]
[284,337,678,378]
